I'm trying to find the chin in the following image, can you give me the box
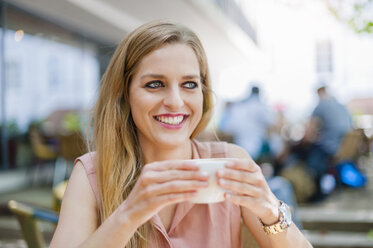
[154,135,190,148]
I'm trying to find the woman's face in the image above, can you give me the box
[129,43,203,149]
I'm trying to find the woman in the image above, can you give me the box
[50,20,312,248]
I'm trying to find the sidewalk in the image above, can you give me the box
[299,155,373,247]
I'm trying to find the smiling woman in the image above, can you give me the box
[49,20,312,248]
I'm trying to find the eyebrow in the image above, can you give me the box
[140,73,200,80]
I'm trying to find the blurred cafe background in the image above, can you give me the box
[0,0,373,247]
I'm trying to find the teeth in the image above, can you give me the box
[156,115,184,125]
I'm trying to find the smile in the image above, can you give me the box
[154,114,188,125]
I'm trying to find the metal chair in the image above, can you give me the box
[53,132,85,187]
[8,200,59,248]
[334,129,368,164]
[28,125,58,186]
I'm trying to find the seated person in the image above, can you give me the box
[50,20,312,248]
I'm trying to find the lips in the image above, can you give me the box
[153,114,188,125]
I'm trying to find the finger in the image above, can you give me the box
[224,192,279,221]
[225,158,259,173]
[133,191,199,218]
[141,170,209,185]
[218,178,261,197]
[224,192,254,206]
[141,180,208,199]
[144,160,200,172]
[152,191,198,206]
[217,168,260,185]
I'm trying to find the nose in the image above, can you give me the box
[163,86,184,110]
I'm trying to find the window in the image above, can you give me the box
[0,3,114,169]
[47,56,61,89]
[316,40,333,73]
[5,60,21,89]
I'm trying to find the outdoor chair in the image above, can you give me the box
[29,124,86,187]
[334,129,368,164]
[53,132,85,187]
[8,200,59,248]
[29,125,58,186]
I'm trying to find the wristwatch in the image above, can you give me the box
[260,201,292,235]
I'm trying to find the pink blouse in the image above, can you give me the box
[75,139,242,248]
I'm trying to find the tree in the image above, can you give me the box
[326,0,373,34]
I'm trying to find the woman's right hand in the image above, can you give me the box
[117,160,209,226]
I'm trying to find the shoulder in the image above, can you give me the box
[50,161,98,246]
[76,152,96,164]
[63,161,98,212]
[227,143,251,159]
[75,152,97,174]
[74,152,101,207]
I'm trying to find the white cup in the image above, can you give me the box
[190,158,230,204]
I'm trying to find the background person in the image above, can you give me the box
[302,85,354,200]
[219,85,302,228]
[219,85,275,161]
[50,21,312,248]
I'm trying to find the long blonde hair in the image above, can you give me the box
[91,20,214,247]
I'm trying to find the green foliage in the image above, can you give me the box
[62,112,81,132]
[327,0,373,34]
[0,121,22,137]
[6,121,20,137]
[368,229,373,240]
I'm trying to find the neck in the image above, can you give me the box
[139,139,193,163]
[319,93,330,101]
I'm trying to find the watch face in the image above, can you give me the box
[280,202,292,226]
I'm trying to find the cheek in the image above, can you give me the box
[193,93,204,120]
[130,99,146,123]
[129,94,144,126]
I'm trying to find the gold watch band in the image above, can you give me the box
[262,221,288,235]
[260,201,292,235]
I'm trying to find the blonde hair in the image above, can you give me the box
[91,20,213,247]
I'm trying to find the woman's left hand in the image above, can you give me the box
[217,158,280,225]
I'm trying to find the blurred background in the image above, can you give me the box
[0,0,372,247]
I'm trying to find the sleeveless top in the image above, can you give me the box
[75,139,242,248]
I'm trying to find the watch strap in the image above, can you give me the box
[262,219,289,235]
[260,201,291,235]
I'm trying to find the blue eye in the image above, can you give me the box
[183,81,198,89]
[145,81,164,89]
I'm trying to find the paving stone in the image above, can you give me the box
[299,155,373,247]
[303,230,373,248]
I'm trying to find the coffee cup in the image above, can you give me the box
[190,158,230,204]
